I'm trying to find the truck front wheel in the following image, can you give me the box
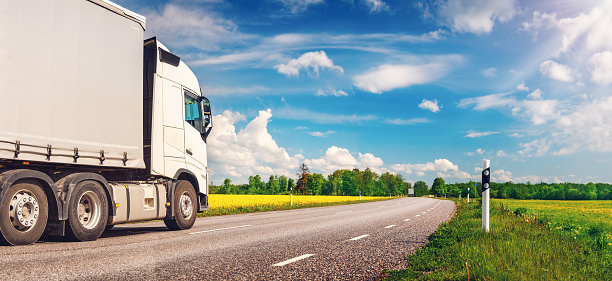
[0,180,49,246]
[164,180,197,230]
[65,180,108,242]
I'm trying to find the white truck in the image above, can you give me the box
[0,0,213,245]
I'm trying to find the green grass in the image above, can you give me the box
[387,199,612,280]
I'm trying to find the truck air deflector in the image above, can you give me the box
[160,49,181,67]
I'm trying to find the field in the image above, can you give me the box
[494,199,612,229]
[387,199,612,280]
[199,194,391,217]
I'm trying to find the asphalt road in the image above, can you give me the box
[0,197,455,280]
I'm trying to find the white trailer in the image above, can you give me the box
[0,0,213,245]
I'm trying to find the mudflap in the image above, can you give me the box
[197,193,208,212]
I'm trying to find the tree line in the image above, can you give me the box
[433,179,612,200]
[210,164,429,197]
[210,163,612,200]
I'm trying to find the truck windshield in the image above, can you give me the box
[184,92,204,134]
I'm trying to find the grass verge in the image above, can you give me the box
[387,199,612,280]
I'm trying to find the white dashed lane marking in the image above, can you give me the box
[189,225,251,235]
[349,235,370,241]
[273,254,315,266]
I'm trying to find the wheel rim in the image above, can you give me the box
[179,192,193,219]
[9,190,40,232]
[78,191,102,229]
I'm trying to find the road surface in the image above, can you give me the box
[0,197,455,280]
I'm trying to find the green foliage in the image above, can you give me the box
[413,181,429,197]
[210,167,411,196]
[387,200,612,280]
[431,177,446,197]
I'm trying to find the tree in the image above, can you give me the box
[287,178,296,193]
[296,163,310,195]
[307,173,325,195]
[414,181,428,197]
[219,178,232,194]
[278,175,288,194]
[431,177,447,197]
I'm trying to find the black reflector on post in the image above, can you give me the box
[482,167,490,191]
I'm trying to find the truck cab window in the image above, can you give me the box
[184,92,204,134]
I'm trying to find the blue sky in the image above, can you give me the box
[114,0,612,185]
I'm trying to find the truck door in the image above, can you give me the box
[183,89,208,176]
[162,82,186,174]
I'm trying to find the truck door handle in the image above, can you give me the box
[186,149,193,156]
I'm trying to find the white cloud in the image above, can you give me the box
[364,0,390,13]
[554,3,612,55]
[466,148,485,156]
[521,99,559,125]
[491,169,548,183]
[553,96,612,154]
[481,67,497,77]
[419,99,441,113]
[588,51,612,85]
[539,60,575,82]
[458,92,515,110]
[493,169,513,182]
[309,131,335,138]
[519,138,551,157]
[275,51,344,77]
[353,63,447,94]
[391,159,462,177]
[384,118,430,125]
[305,147,387,175]
[465,131,498,138]
[509,133,523,138]
[496,150,507,157]
[207,109,303,182]
[316,87,349,97]
[201,85,269,96]
[275,106,377,124]
[527,88,543,100]
[516,81,529,91]
[145,4,253,51]
[279,0,325,13]
[358,153,384,170]
[437,0,518,34]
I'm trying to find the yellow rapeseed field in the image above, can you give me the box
[209,194,388,210]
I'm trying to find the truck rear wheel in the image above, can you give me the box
[65,180,108,242]
[0,180,48,246]
[164,180,197,230]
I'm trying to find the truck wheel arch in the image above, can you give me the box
[172,169,206,213]
[0,169,61,222]
[54,173,116,220]
[173,169,200,193]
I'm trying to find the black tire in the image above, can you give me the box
[65,180,108,242]
[0,180,48,246]
[164,180,197,230]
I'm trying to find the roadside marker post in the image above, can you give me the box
[468,186,471,203]
[482,159,491,232]
[290,187,293,206]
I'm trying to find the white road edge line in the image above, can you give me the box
[404,219,411,221]
[189,225,251,235]
[273,254,315,266]
[336,211,353,214]
[349,234,370,241]
[385,225,396,229]
[415,215,420,217]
